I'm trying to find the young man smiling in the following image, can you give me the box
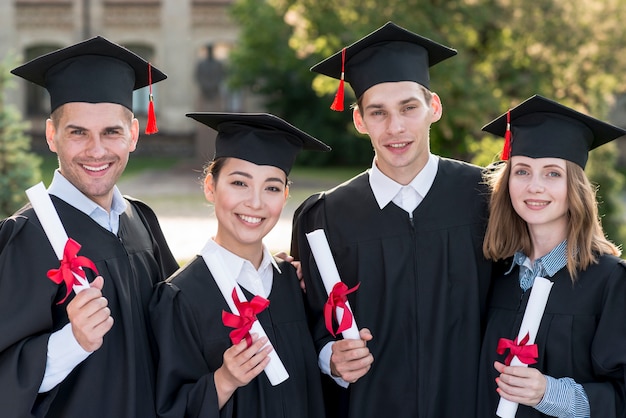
[0,37,178,417]
[291,22,492,418]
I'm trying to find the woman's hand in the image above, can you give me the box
[494,361,546,407]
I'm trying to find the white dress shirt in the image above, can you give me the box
[201,237,280,299]
[369,153,439,216]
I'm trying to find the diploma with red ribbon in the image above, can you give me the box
[497,332,538,367]
[26,182,97,304]
[306,229,360,340]
[496,276,553,418]
[222,288,270,346]
[201,245,289,386]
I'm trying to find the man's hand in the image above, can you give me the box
[66,276,114,352]
[274,251,305,292]
[330,328,374,384]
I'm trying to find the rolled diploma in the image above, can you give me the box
[496,276,553,418]
[305,229,360,340]
[25,182,90,293]
[201,250,289,386]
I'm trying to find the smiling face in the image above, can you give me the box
[353,81,442,185]
[508,155,569,242]
[205,158,288,263]
[46,102,138,211]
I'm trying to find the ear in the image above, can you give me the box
[45,119,57,152]
[352,107,368,134]
[203,173,216,203]
[283,184,290,206]
[129,118,139,152]
[430,92,443,123]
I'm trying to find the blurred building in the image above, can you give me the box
[0,0,258,159]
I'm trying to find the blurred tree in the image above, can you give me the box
[0,54,42,218]
[229,0,626,244]
[228,0,372,167]
[230,0,626,157]
[586,143,626,249]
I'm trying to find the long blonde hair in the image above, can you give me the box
[482,160,620,280]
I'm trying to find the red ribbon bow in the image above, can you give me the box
[324,281,360,337]
[47,238,99,305]
[496,332,538,366]
[222,288,270,347]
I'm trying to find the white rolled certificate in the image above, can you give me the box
[496,276,554,418]
[305,229,360,340]
[201,247,289,386]
[25,182,90,293]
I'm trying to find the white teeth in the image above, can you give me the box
[389,143,408,148]
[526,201,548,207]
[239,214,262,224]
[83,163,110,172]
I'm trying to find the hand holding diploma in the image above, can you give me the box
[305,229,360,340]
[26,182,97,303]
[495,276,553,418]
[202,249,289,386]
[26,182,109,352]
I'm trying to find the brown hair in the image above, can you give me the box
[203,157,229,183]
[482,160,620,280]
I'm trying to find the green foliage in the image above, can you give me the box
[229,0,626,157]
[228,0,626,244]
[468,135,502,168]
[586,143,626,247]
[229,0,373,167]
[0,54,42,217]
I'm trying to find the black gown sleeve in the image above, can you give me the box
[0,215,66,417]
[583,261,626,417]
[127,197,179,276]
[149,278,222,418]
[291,192,339,353]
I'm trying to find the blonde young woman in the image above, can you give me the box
[477,95,626,418]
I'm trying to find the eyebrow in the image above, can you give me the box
[364,96,420,111]
[227,170,285,184]
[64,124,124,132]
[64,124,85,131]
[513,162,565,169]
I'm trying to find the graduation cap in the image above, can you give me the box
[311,21,457,111]
[11,36,167,134]
[482,95,626,169]
[186,112,331,175]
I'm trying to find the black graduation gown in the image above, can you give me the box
[0,197,178,418]
[149,256,326,418]
[291,158,493,418]
[477,255,626,417]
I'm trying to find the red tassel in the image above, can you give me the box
[145,62,158,135]
[145,99,157,134]
[330,48,346,112]
[501,109,512,160]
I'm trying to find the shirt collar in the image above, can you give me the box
[201,238,281,280]
[506,239,568,277]
[369,153,439,210]
[47,170,127,230]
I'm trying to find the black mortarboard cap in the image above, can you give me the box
[186,113,331,175]
[311,21,457,110]
[11,36,167,113]
[482,94,626,168]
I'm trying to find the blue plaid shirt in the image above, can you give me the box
[508,240,590,418]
